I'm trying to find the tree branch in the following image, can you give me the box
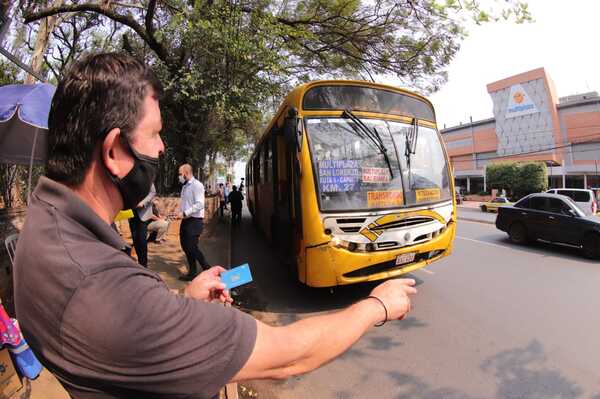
[23,3,172,68]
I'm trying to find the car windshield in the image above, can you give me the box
[562,197,587,217]
[305,117,451,211]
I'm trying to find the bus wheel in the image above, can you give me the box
[481,205,487,212]
[582,233,600,259]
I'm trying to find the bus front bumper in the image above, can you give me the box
[305,220,456,287]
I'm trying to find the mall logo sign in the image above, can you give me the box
[505,84,539,119]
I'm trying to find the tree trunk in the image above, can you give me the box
[24,0,64,84]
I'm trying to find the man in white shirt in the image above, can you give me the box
[177,164,210,281]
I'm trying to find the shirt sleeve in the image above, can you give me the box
[185,182,205,217]
[60,267,257,398]
[138,184,157,209]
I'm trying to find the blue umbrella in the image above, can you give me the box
[0,83,56,202]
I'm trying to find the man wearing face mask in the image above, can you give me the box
[177,164,210,281]
[12,53,418,399]
[12,53,255,398]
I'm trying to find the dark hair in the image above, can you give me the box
[46,52,163,186]
[232,185,238,191]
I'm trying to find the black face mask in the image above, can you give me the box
[107,143,159,210]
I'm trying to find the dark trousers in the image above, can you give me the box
[179,217,209,276]
[232,206,242,225]
[128,214,149,267]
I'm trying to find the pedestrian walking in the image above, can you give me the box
[177,164,210,281]
[228,185,244,225]
[128,183,156,266]
[217,183,226,218]
[224,181,231,207]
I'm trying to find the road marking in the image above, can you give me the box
[456,235,511,250]
[419,267,435,275]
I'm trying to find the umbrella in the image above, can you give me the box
[0,83,56,203]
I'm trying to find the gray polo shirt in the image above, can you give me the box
[14,177,256,398]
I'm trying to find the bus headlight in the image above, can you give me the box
[330,237,353,250]
[331,236,343,247]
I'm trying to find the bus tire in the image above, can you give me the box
[481,205,487,212]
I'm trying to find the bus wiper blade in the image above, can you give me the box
[405,117,419,187]
[343,109,394,178]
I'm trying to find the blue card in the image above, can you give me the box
[221,263,253,290]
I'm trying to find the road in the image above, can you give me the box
[231,207,600,399]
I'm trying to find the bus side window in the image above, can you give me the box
[258,146,264,184]
[266,137,273,183]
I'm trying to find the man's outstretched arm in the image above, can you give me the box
[231,278,417,381]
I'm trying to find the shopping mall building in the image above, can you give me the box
[440,68,600,194]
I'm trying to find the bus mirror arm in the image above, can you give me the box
[284,108,300,151]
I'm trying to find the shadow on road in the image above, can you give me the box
[231,207,424,315]
[481,340,583,399]
[475,232,599,264]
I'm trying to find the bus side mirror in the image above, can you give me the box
[284,108,302,151]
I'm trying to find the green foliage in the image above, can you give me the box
[486,161,547,200]
[15,0,531,194]
[514,162,547,198]
[0,60,20,85]
[486,162,519,192]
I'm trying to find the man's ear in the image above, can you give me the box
[102,128,124,177]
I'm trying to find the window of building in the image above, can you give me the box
[566,175,584,188]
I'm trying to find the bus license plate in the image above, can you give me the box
[395,252,416,266]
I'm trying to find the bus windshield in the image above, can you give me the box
[306,117,451,211]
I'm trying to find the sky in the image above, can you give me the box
[384,0,600,129]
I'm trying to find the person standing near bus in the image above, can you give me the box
[217,183,226,218]
[228,185,244,225]
[177,163,210,280]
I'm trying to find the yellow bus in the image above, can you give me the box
[246,81,456,287]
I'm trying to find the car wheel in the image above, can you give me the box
[582,233,600,259]
[481,205,487,212]
[508,222,528,245]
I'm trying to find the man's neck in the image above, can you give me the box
[71,162,121,225]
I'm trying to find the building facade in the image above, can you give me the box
[441,68,600,194]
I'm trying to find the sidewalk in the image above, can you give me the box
[19,210,237,399]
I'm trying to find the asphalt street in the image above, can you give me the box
[231,207,600,399]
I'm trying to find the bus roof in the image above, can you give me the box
[253,80,436,153]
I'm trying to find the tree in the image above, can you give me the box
[514,162,547,199]
[16,0,531,193]
[486,162,519,194]
[486,161,547,200]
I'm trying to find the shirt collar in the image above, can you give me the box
[32,176,128,251]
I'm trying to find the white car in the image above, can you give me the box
[546,188,597,216]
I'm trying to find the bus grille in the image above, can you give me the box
[343,249,445,278]
[371,217,435,231]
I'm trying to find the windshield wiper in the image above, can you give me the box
[342,109,394,179]
[405,117,419,187]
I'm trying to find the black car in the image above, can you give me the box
[496,193,600,258]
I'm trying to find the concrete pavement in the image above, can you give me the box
[233,206,600,398]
